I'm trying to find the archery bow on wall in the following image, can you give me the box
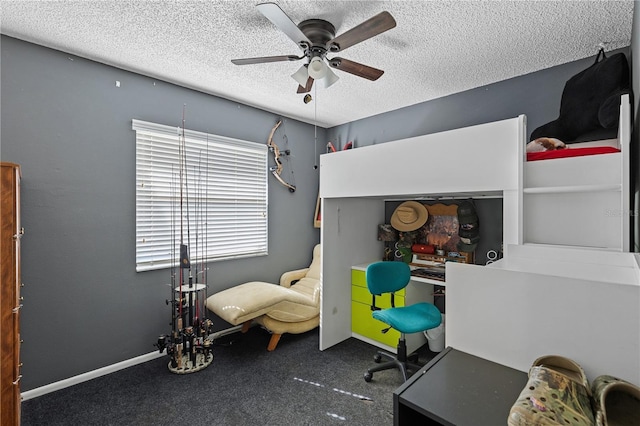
[267,120,296,193]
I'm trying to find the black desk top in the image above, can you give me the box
[394,347,528,426]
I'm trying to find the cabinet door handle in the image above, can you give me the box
[13,375,22,385]
[12,304,23,313]
[13,227,24,239]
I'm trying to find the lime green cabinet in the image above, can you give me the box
[351,268,404,348]
[351,266,433,354]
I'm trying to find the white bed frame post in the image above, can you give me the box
[620,94,631,251]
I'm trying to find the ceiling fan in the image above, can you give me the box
[231,2,396,93]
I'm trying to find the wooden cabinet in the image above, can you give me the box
[1,162,22,426]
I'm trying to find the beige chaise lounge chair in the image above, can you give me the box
[205,244,320,351]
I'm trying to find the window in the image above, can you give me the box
[133,119,268,272]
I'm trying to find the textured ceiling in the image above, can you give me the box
[0,1,634,127]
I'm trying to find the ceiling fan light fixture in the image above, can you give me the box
[307,57,327,80]
[324,67,340,88]
[236,5,397,95]
[291,65,309,86]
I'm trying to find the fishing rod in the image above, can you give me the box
[156,106,214,373]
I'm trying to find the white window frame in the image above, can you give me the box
[133,119,268,272]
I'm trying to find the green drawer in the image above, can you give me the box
[352,285,404,309]
[351,268,405,296]
[352,269,367,287]
[352,300,401,347]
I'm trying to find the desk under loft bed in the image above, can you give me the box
[318,95,639,386]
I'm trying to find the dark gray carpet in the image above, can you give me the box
[21,326,437,426]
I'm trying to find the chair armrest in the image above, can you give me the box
[280,268,309,288]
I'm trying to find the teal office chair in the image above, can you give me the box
[364,261,442,382]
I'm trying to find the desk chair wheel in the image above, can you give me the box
[363,262,442,383]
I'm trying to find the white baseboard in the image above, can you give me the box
[21,325,243,401]
[20,351,165,401]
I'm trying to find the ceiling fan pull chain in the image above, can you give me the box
[314,83,318,169]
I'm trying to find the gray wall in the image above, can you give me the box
[1,36,323,391]
[327,48,630,146]
[385,199,504,268]
[2,32,636,392]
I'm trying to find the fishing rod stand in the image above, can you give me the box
[155,282,215,374]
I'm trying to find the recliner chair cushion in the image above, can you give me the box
[264,300,319,323]
[290,277,320,304]
[305,244,321,280]
[255,313,319,335]
[205,281,315,325]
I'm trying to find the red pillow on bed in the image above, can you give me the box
[526,146,620,161]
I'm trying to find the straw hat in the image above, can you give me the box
[390,201,428,231]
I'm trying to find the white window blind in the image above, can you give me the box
[133,119,268,272]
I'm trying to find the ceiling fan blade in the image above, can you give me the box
[328,57,384,81]
[231,55,303,65]
[327,11,396,53]
[257,2,311,49]
[297,77,314,93]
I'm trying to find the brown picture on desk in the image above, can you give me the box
[422,204,460,252]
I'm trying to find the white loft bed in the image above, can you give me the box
[319,115,525,351]
[318,95,637,385]
[522,94,631,251]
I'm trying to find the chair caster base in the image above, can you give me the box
[364,349,424,383]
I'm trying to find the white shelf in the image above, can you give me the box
[493,244,640,286]
[410,275,446,286]
[523,184,621,194]
[521,94,630,251]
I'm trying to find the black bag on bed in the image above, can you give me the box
[530,50,630,143]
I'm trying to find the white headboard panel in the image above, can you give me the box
[320,115,525,199]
